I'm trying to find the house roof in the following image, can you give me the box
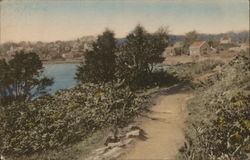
[166,46,175,49]
[190,40,206,48]
[221,35,231,40]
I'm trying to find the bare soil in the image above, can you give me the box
[120,84,193,160]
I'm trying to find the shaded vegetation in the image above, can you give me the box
[76,30,117,83]
[183,30,198,54]
[10,130,110,160]
[0,51,53,105]
[0,82,149,158]
[178,56,250,160]
[76,25,168,89]
[115,25,168,89]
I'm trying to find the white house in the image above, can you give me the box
[62,53,74,59]
[220,35,232,44]
[189,40,212,56]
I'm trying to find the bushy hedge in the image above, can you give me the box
[167,59,224,81]
[178,56,250,160]
[0,82,148,157]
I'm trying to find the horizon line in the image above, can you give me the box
[1,29,249,44]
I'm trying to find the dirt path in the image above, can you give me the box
[121,84,192,160]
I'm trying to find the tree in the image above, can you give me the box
[207,36,220,48]
[116,25,168,87]
[0,59,11,98]
[76,29,117,83]
[183,30,198,54]
[0,51,53,104]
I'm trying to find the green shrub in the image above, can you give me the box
[167,59,224,81]
[0,82,148,157]
[178,56,250,160]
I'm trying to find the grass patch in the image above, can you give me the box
[166,59,224,81]
[12,129,110,160]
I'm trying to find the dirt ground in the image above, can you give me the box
[120,84,193,160]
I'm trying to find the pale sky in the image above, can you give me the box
[0,0,249,43]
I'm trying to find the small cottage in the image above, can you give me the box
[173,42,184,55]
[163,41,184,56]
[164,46,175,56]
[189,40,211,56]
[62,53,74,59]
[220,35,232,44]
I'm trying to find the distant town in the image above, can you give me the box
[0,30,249,63]
[0,36,96,62]
[164,32,249,56]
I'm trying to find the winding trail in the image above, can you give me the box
[121,84,192,160]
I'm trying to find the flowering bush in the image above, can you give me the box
[0,82,148,157]
[178,56,250,160]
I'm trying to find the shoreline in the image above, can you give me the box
[42,59,83,64]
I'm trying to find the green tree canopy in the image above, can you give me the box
[183,30,198,53]
[0,51,53,104]
[207,36,220,48]
[0,59,11,98]
[76,29,117,83]
[116,25,168,87]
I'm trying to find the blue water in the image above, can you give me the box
[43,63,80,94]
[42,63,169,95]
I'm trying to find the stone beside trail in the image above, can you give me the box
[84,83,192,160]
[84,125,145,160]
[121,85,192,160]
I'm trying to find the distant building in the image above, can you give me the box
[164,46,176,56]
[240,43,250,52]
[163,41,184,56]
[173,41,184,55]
[229,47,241,53]
[62,53,74,59]
[220,35,232,44]
[189,40,211,56]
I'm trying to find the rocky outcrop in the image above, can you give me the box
[85,125,146,160]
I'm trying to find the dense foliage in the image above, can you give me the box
[178,56,250,160]
[183,30,198,54]
[76,30,117,83]
[0,51,53,104]
[115,25,168,88]
[0,82,148,157]
[207,37,220,49]
[76,25,168,89]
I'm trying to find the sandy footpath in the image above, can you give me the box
[121,85,192,160]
